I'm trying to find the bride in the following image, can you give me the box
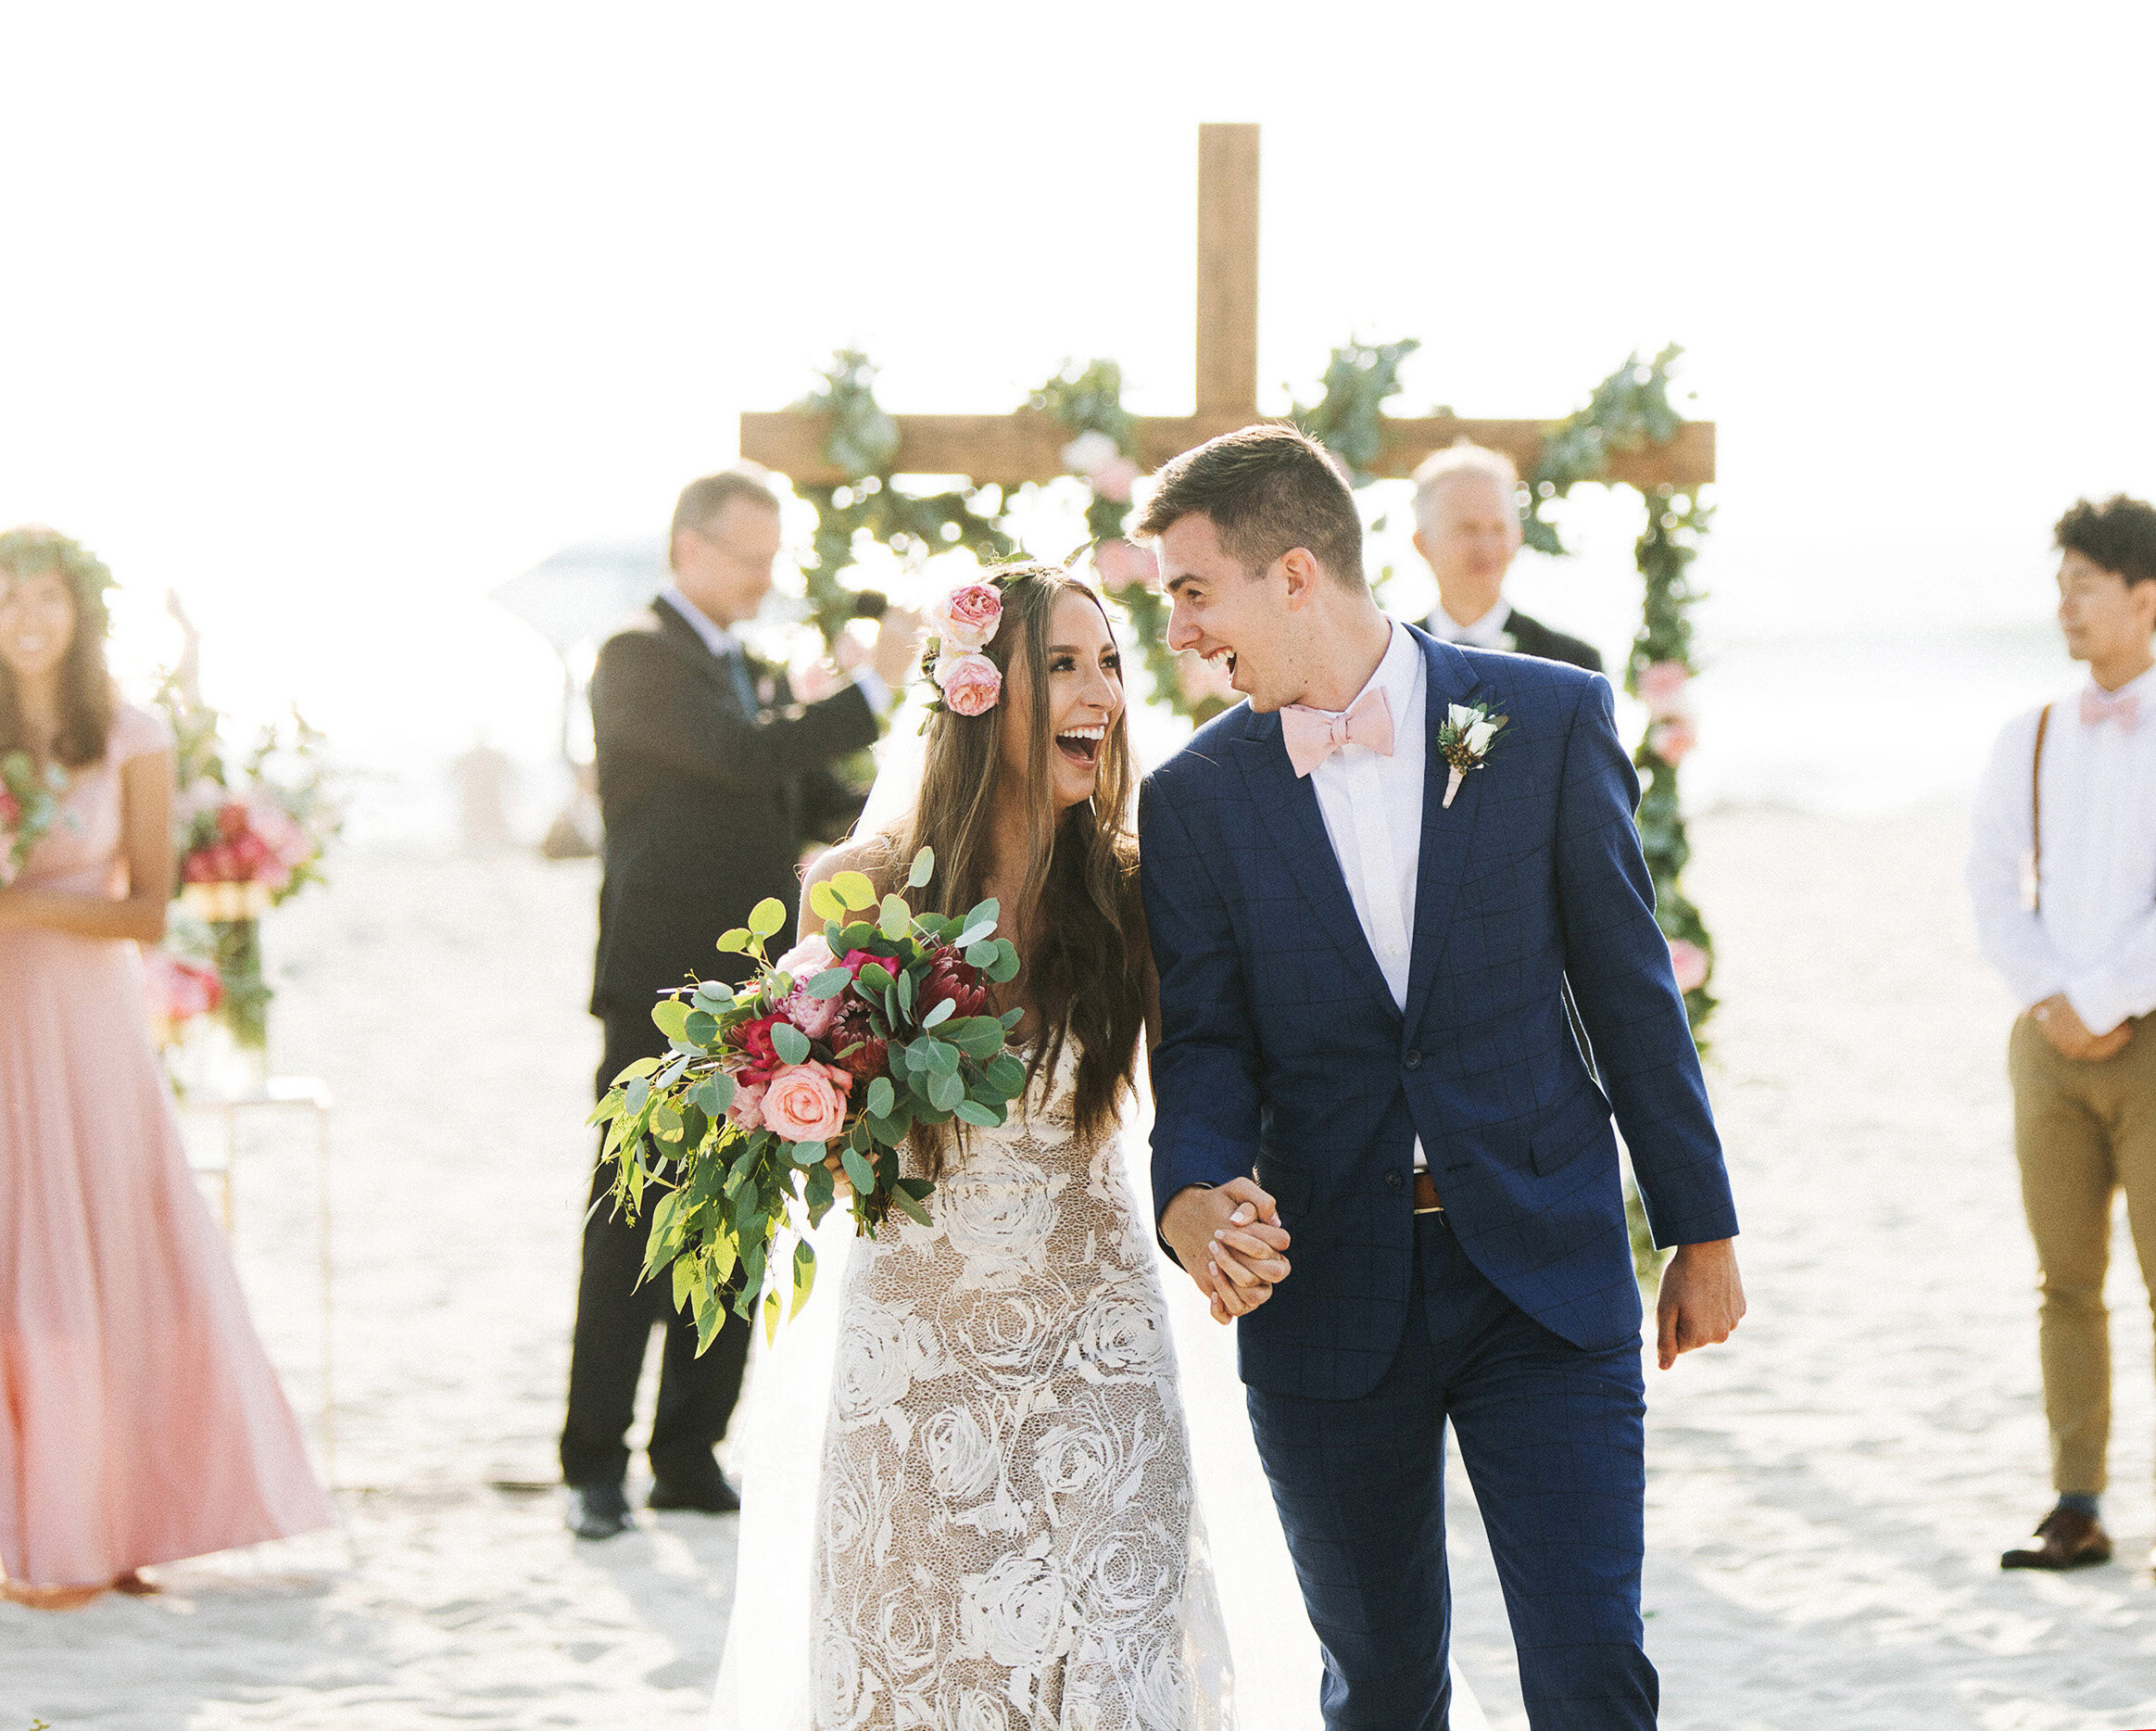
[727,562,1270,1730]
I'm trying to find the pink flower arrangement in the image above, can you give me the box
[928,582,1003,652]
[594,845,1029,1341]
[1667,939,1711,995]
[935,651,1002,717]
[1636,661,1690,719]
[1091,537,1158,591]
[760,1060,854,1143]
[180,790,318,892]
[144,949,225,1027]
[1646,716,1697,765]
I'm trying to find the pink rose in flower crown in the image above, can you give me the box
[761,1060,853,1143]
[1667,939,1710,995]
[928,582,1003,652]
[1091,537,1158,591]
[936,652,1002,717]
[1636,661,1690,719]
[1646,715,1697,765]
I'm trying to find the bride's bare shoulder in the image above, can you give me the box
[800,830,904,928]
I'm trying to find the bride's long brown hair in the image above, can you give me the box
[896,563,1146,1172]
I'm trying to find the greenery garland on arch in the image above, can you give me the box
[779,343,1718,1036]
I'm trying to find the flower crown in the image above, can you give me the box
[921,575,1010,718]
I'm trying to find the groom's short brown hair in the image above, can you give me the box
[1136,423,1365,590]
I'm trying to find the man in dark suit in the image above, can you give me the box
[1139,425,1743,1728]
[1413,441,1604,673]
[561,468,918,1540]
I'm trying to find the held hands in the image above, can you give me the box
[1161,1180,1292,1326]
[2034,994,2133,1063]
[1654,1237,1746,1371]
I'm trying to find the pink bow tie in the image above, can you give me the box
[2081,688,2141,731]
[1281,687,1394,777]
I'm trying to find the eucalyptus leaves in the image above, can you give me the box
[591,847,1029,1351]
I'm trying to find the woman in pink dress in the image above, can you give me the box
[0,526,332,1608]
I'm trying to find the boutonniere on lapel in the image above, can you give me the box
[1437,701,1509,809]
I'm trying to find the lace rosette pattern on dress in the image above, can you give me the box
[811,1043,1234,1730]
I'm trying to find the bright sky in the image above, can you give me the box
[6,2,2151,819]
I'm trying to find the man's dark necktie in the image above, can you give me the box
[722,646,759,716]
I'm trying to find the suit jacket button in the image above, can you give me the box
[1385,1171,1404,1191]
[1403,1050,1422,1070]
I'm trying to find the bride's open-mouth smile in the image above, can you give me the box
[1055,723,1104,767]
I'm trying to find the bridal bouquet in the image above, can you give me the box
[593,846,1027,1350]
[0,751,69,887]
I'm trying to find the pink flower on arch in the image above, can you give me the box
[1091,538,1157,591]
[1667,939,1710,995]
[1646,715,1697,765]
[1636,661,1690,719]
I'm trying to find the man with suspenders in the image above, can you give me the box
[1969,495,2156,1572]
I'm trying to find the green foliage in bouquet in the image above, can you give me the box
[0,750,70,883]
[592,847,1028,1353]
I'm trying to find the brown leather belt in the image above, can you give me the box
[1413,1170,1444,1214]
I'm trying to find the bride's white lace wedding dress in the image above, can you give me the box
[806,1040,1234,1730]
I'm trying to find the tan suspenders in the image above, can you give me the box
[2024,703,2053,915]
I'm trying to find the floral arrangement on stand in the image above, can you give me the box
[777,342,1720,1044]
[152,673,339,1089]
[593,844,1026,1349]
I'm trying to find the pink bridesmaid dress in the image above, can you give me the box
[0,701,333,1590]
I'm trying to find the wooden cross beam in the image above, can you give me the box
[740,124,1714,494]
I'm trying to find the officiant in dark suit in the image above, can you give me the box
[561,467,919,1540]
[1413,442,1604,673]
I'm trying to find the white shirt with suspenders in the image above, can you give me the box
[1968,664,2156,1035]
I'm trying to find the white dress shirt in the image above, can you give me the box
[1968,663,2156,1035]
[1428,599,1512,650]
[658,586,892,714]
[1303,621,1431,1167]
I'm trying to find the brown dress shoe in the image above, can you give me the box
[2001,1507,2112,1570]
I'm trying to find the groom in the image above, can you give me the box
[1137,425,1744,1729]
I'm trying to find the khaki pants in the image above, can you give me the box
[2008,1012,2156,1493]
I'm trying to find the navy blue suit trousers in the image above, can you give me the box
[1246,1212,1656,1731]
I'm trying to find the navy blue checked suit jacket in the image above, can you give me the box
[1141,627,1739,1401]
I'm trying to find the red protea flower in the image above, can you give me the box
[918,944,990,1022]
[826,1003,889,1082]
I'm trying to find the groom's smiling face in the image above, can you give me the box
[1159,512,1301,714]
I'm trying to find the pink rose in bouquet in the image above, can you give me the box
[726,1078,769,1130]
[775,933,837,979]
[761,1060,852,1143]
[779,981,842,1042]
[928,582,1003,652]
[935,652,1002,718]
[1636,661,1690,719]
[1667,939,1710,995]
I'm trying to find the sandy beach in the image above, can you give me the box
[6,801,2156,1730]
